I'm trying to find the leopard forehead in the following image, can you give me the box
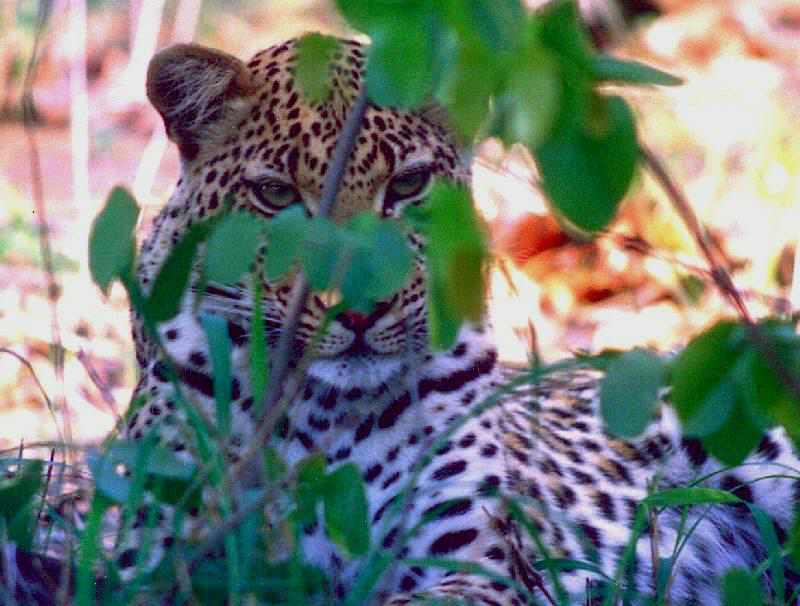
[194,38,466,223]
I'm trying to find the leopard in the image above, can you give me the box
[117,37,800,605]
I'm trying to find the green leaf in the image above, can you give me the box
[90,441,197,505]
[266,205,308,281]
[461,0,524,52]
[103,440,195,480]
[144,218,215,322]
[340,214,413,310]
[368,220,413,296]
[600,349,665,438]
[249,276,269,412]
[722,569,763,606]
[538,0,594,73]
[425,183,488,349]
[76,494,111,606]
[333,0,376,32]
[643,487,741,508]
[0,460,44,515]
[295,33,340,104]
[789,512,800,570]
[427,273,462,351]
[592,55,683,87]
[493,50,560,149]
[88,448,131,504]
[201,313,233,435]
[670,320,767,464]
[741,321,800,439]
[535,95,638,233]
[263,447,287,483]
[205,211,263,285]
[749,504,785,605]
[679,378,736,437]
[437,40,496,141]
[0,460,43,550]
[323,464,370,556]
[302,217,347,290]
[701,407,764,466]
[292,454,327,527]
[366,9,435,108]
[89,186,140,294]
[670,321,742,425]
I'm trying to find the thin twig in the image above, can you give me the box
[641,146,751,321]
[20,7,74,603]
[255,85,370,435]
[185,85,370,570]
[0,348,55,415]
[647,504,665,605]
[75,349,119,415]
[641,145,800,403]
[21,2,69,448]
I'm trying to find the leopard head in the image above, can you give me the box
[140,38,470,389]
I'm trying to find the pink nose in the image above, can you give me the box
[336,310,371,332]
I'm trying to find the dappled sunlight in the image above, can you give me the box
[481,0,800,363]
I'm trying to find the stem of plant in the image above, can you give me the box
[257,85,369,429]
[641,145,800,404]
[190,85,370,563]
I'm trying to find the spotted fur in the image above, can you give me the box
[121,39,800,605]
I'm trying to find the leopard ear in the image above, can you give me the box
[147,44,255,160]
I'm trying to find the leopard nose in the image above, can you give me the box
[336,310,371,332]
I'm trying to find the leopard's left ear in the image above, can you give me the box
[147,44,256,161]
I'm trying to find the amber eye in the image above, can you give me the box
[248,178,302,209]
[385,166,433,205]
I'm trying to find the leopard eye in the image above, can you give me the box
[248,178,302,209]
[385,166,433,205]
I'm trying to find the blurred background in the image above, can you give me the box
[1,0,799,449]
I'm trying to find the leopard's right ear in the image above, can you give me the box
[147,44,255,161]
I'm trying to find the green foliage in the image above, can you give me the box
[592,55,683,86]
[600,349,665,438]
[340,213,414,308]
[322,463,370,557]
[366,9,436,108]
[669,319,800,465]
[0,460,43,550]
[89,186,139,294]
[294,33,340,104]
[537,95,638,233]
[264,205,306,280]
[249,276,269,409]
[418,182,489,349]
[89,441,198,506]
[494,51,560,150]
[643,487,741,508]
[201,313,233,435]
[750,504,786,605]
[790,515,800,573]
[205,211,264,285]
[723,569,764,606]
[144,218,216,322]
[334,0,673,235]
[266,207,413,312]
[291,455,370,557]
[76,493,111,606]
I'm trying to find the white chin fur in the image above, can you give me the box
[307,355,408,390]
